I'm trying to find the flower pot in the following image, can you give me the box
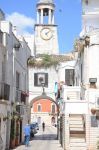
[91,108,96,115]
[15,137,19,146]
[10,139,15,148]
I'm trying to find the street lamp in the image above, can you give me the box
[41,82,46,95]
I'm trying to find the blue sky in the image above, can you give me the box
[0,0,82,54]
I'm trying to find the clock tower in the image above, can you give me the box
[34,0,59,55]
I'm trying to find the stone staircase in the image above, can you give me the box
[69,114,87,150]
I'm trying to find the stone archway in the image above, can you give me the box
[30,94,59,111]
[30,94,59,121]
[30,94,59,138]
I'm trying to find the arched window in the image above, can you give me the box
[51,104,55,114]
[37,104,41,112]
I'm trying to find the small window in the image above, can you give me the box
[51,104,55,114]
[37,104,41,112]
[16,72,20,89]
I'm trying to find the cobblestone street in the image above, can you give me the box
[12,126,63,150]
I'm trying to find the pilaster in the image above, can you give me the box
[37,11,39,24]
[41,9,43,24]
[48,9,51,24]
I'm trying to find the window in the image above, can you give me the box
[81,64,83,82]
[0,30,3,44]
[65,69,75,86]
[51,104,55,114]
[16,72,20,89]
[34,73,48,87]
[16,72,20,102]
[37,104,41,112]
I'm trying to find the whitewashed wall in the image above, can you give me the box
[29,67,58,102]
[0,20,31,147]
[58,60,76,83]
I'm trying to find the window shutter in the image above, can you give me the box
[34,73,38,86]
[45,73,48,87]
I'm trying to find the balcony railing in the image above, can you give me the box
[15,89,28,104]
[16,104,24,115]
[0,82,10,101]
[61,86,81,101]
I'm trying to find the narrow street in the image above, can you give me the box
[13,126,63,150]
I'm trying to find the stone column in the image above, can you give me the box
[41,9,43,24]
[48,9,51,24]
[37,10,39,24]
[52,11,54,24]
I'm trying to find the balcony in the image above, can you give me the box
[60,86,89,114]
[16,104,24,115]
[62,86,81,101]
[15,89,28,104]
[0,82,10,101]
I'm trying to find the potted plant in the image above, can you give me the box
[91,108,96,115]
[10,119,16,148]
[15,120,20,146]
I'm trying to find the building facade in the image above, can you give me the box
[29,0,59,126]
[0,12,31,149]
[56,1,99,150]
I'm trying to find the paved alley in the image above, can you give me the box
[12,126,63,150]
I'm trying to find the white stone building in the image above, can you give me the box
[0,10,31,149]
[28,0,77,127]
[59,1,99,150]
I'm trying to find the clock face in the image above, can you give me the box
[40,28,53,40]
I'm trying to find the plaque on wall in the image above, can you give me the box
[91,116,98,127]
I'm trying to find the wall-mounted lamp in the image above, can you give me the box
[14,43,21,51]
[89,78,97,89]
[89,78,97,83]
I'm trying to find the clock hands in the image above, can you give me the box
[41,28,53,40]
[45,30,50,36]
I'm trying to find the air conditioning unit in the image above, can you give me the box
[96,97,99,108]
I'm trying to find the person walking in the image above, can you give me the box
[24,123,31,147]
[42,122,45,132]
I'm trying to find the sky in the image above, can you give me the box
[0,0,82,54]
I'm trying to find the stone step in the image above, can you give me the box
[70,127,84,131]
[70,124,83,128]
[69,116,83,120]
[70,147,87,150]
[70,142,86,146]
[70,138,85,143]
[70,131,85,134]
[69,120,84,124]
[70,133,85,138]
